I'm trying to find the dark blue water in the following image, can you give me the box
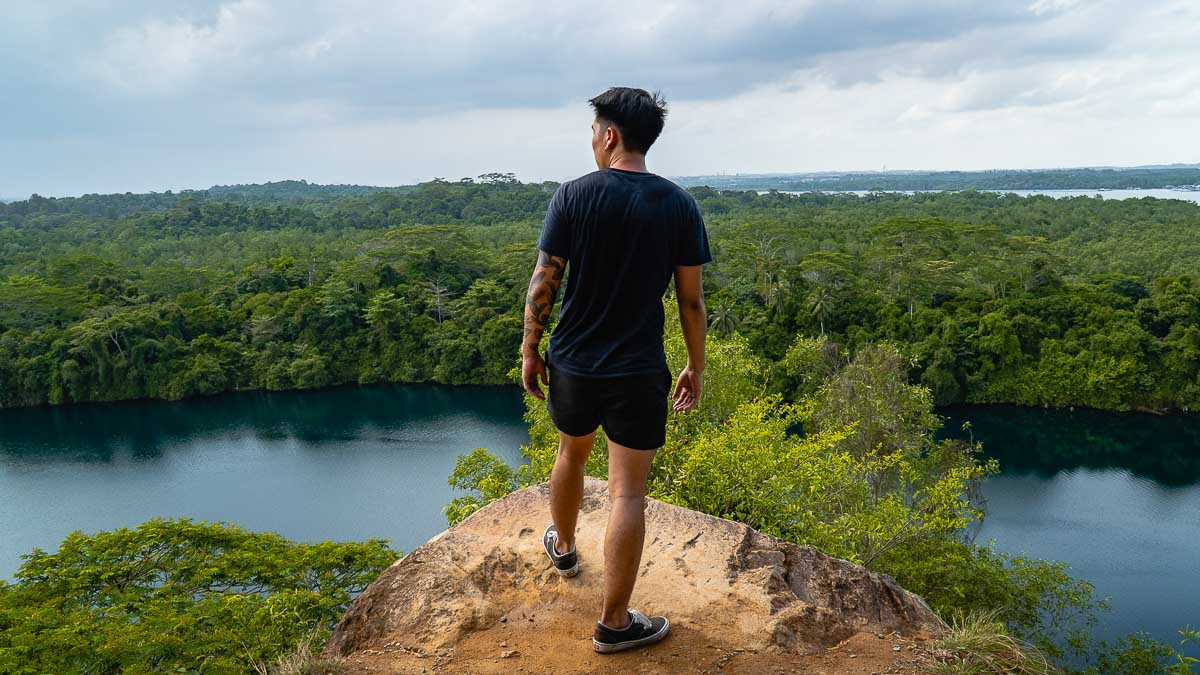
[938,404,1200,649]
[0,384,529,577]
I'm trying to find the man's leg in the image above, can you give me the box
[549,430,596,554]
[599,438,657,628]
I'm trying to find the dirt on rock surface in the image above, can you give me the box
[338,610,935,674]
[326,478,944,674]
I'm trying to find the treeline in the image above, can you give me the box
[0,172,541,220]
[2,181,1199,412]
[694,189,1200,412]
[676,166,1200,191]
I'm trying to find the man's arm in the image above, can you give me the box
[521,249,567,400]
[673,264,706,411]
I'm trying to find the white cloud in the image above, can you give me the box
[1029,0,1085,17]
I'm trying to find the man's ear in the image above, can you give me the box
[605,125,619,151]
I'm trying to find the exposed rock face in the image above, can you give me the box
[326,477,944,671]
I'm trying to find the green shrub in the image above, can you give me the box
[0,519,396,674]
[1082,627,1200,675]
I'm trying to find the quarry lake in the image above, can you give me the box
[2,384,1197,648]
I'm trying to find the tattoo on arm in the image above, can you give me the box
[523,251,566,355]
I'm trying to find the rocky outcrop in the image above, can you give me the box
[325,477,944,673]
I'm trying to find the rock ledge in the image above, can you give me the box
[326,477,944,673]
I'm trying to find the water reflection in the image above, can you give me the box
[937,404,1200,487]
[0,383,526,466]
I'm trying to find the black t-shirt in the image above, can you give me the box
[537,168,713,378]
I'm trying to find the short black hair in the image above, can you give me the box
[588,87,668,154]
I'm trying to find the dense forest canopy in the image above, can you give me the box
[2,176,1199,412]
[675,165,1200,191]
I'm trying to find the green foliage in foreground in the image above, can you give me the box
[0,519,397,673]
[445,310,1196,672]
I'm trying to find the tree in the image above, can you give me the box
[423,276,457,323]
[807,286,834,335]
[707,295,740,337]
[866,217,958,320]
[363,288,407,345]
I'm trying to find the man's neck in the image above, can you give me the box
[606,153,649,173]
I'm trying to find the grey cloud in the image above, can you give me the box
[2,0,1195,197]
[7,1,1075,129]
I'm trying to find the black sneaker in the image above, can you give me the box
[593,609,670,653]
[543,523,579,577]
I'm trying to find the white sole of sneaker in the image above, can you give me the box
[592,618,670,653]
[556,562,579,577]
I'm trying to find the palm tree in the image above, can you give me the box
[708,302,740,337]
[760,270,790,316]
[808,286,833,335]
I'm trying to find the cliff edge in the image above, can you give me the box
[325,477,945,674]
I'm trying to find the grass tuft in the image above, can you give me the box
[251,630,346,675]
[919,609,1058,674]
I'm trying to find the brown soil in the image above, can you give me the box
[338,597,935,674]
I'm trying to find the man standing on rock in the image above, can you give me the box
[520,86,712,654]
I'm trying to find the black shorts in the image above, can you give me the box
[545,356,671,451]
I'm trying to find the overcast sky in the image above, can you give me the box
[3,0,1198,198]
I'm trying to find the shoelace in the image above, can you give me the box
[629,610,651,630]
[600,610,651,633]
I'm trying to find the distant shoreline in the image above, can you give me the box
[674,166,1200,192]
[755,188,1200,205]
[5,163,1200,203]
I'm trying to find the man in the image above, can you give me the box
[520,86,712,654]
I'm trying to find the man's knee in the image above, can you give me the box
[607,484,647,501]
[556,432,594,465]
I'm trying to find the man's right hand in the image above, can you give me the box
[672,366,702,412]
[522,351,549,400]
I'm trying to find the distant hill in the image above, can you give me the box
[0,180,408,219]
[0,175,547,221]
[0,174,556,225]
[673,165,1200,191]
[205,179,409,201]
